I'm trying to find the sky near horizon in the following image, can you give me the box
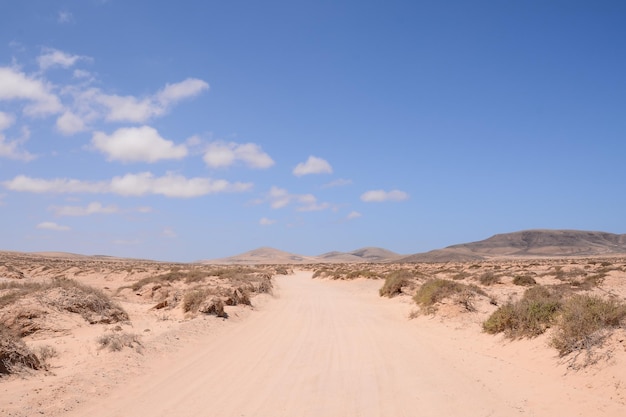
[0,1,625,261]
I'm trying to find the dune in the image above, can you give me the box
[25,271,621,417]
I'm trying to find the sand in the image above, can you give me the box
[4,270,617,417]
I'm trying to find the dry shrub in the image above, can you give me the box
[512,274,537,286]
[0,278,128,329]
[379,270,412,297]
[413,279,485,313]
[0,325,41,375]
[97,332,142,352]
[551,295,626,357]
[182,288,211,313]
[483,286,563,338]
[478,271,500,286]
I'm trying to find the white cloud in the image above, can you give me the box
[293,156,333,176]
[3,172,252,198]
[360,189,409,202]
[56,111,86,135]
[58,11,73,24]
[347,211,362,220]
[203,141,274,169]
[0,126,36,161]
[0,66,63,116]
[37,48,89,70]
[259,217,276,226]
[323,178,352,188]
[156,79,209,105]
[0,112,15,130]
[92,78,208,123]
[162,227,177,238]
[92,126,188,162]
[50,201,120,216]
[265,186,330,211]
[37,221,70,231]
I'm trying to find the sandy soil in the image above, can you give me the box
[9,270,618,417]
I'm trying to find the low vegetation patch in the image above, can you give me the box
[97,331,142,352]
[0,325,41,375]
[379,270,412,297]
[512,274,537,286]
[551,294,626,357]
[483,286,563,338]
[413,279,485,313]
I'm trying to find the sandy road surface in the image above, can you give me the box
[68,271,623,417]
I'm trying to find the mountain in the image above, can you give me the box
[397,230,626,262]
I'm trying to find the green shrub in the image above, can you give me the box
[551,295,626,356]
[413,279,485,312]
[379,270,412,297]
[483,286,563,338]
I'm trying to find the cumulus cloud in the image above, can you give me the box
[91,126,188,162]
[347,211,362,220]
[3,172,252,198]
[259,217,276,226]
[203,141,274,169]
[293,156,333,176]
[37,48,89,70]
[360,189,409,202]
[0,66,62,116]
[37,221,70,231]
[49,201,120,216]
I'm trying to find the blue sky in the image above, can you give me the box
[1,1,625,261]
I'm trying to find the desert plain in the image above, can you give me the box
[1,249,626,416]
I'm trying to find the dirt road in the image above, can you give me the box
[68,271,623,416]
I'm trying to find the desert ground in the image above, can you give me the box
[1,252,626,416]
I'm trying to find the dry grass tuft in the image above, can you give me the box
[97,331,142,352]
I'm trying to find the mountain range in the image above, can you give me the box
[203,230,626,264]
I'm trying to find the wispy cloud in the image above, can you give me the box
[57,11,74,24]
[203,141,274,169]
[48,201,150,217]
[37,48,90,70]
[360,189,409,202]
[91,126,188,163]
[162,227,177,238]
[259,217,276,226]
[37,221,70,231]
[264,186,331,211]
[0,125,36,161]
[347,211,362,220]
[4,172,252,198]
[293,156,333,176]
[322,178,352,188]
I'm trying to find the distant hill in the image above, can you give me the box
[318,247,401,263]
[203,246,401,264]
[203,247,319,265]
[397,230,626,263]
